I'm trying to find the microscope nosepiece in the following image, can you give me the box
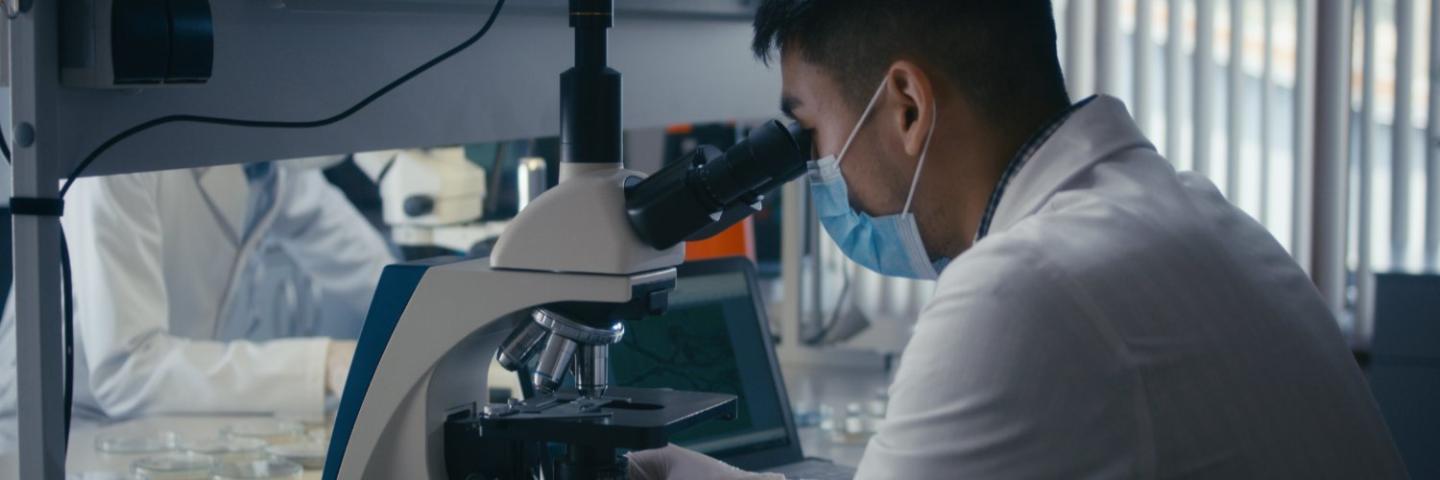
[526,308,625,396]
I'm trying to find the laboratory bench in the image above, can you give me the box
[0,363,891,478]
[62,415,331,479]
[781,363,892,469]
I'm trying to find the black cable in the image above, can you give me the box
[1,126,11,163]
[60,0,508,198]
[60,230,73,450]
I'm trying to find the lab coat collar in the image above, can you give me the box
[192,166,249,246]
[981,95,1153,239]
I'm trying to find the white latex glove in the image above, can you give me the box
[326,340,358,396]
[626,444,785,480]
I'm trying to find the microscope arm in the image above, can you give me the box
[325,262,673,479]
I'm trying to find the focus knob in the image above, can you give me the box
[403,195,435,217]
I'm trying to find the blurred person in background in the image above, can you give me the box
[0,156,393,429]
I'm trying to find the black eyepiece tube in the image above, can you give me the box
[561,0,620,164]
[625,120,812,250]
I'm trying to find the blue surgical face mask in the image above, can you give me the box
[808,78,949,280]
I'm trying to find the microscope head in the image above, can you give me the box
[489,164,684,275]
[486,121,811,398]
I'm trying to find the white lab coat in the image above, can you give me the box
[0,164,394,421]
[856,97,1407,478]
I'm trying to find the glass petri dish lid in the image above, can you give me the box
[219,420,306,444]
[176,436,267,462]
[265,442,327,470]
[95,431,180,455]
[67,471,136,480]
[130,452,215,480]
[211,459,304,480]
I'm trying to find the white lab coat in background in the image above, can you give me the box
[0,163,394,421]
[857,97,1407,478]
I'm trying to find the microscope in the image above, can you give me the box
[322,1,811,478]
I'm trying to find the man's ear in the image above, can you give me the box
[885,61,936,158]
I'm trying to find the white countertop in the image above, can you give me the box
[63,415,330,479]
[782,364,891,469]
[0,363,890,478]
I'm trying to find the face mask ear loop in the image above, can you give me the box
[836,78,891,166]
[902,99,940,215]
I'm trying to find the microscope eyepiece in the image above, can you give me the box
[625,120,812,250]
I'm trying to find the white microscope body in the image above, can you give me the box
[355,148,513,255]
[325,1,809,476]
[325,164,684,479]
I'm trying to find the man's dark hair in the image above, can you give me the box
[753,0,1070,131]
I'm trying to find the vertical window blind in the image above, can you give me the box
[1055,0,1437,342]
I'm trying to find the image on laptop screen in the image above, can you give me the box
[610,270,790,457]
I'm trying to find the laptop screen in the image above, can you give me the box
[610,269,792,458]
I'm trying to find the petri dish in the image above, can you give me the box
[305,429,328,445]
[131,453,215,480]
[95,431,179,455]
[220,421,306,444]
[67,472,135,480]
[176,437,267,462]
[211,459,304,480]
[265,442,327,470]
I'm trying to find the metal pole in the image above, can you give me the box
[1096,0,1121,95]
[1357,0,1376,340]
[1312,0,1353,322]
[807,185,824,336]
[779,180,806,357]
[1294,0,1317,272]
[1167,0,1186,167]
[1226,0,1245,203]
[1135,0,1155,133]
[1428,0,1440,270]
[1392,0,1415,269]
[1261,0,1275,226]
[10,0,68,477]
[560,0,621,169]
[1067,0,1097,98]
[1195,0,1216,177]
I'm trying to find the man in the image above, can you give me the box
[0,158,392,423]
[629,1,1406,478]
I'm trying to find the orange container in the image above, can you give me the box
[684,218,756,262]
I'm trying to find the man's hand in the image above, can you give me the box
[626,444,785,480]
[326,340,358,396]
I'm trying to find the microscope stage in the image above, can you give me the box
[452,387,737,451]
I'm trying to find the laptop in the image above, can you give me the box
[611,257,857,480]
